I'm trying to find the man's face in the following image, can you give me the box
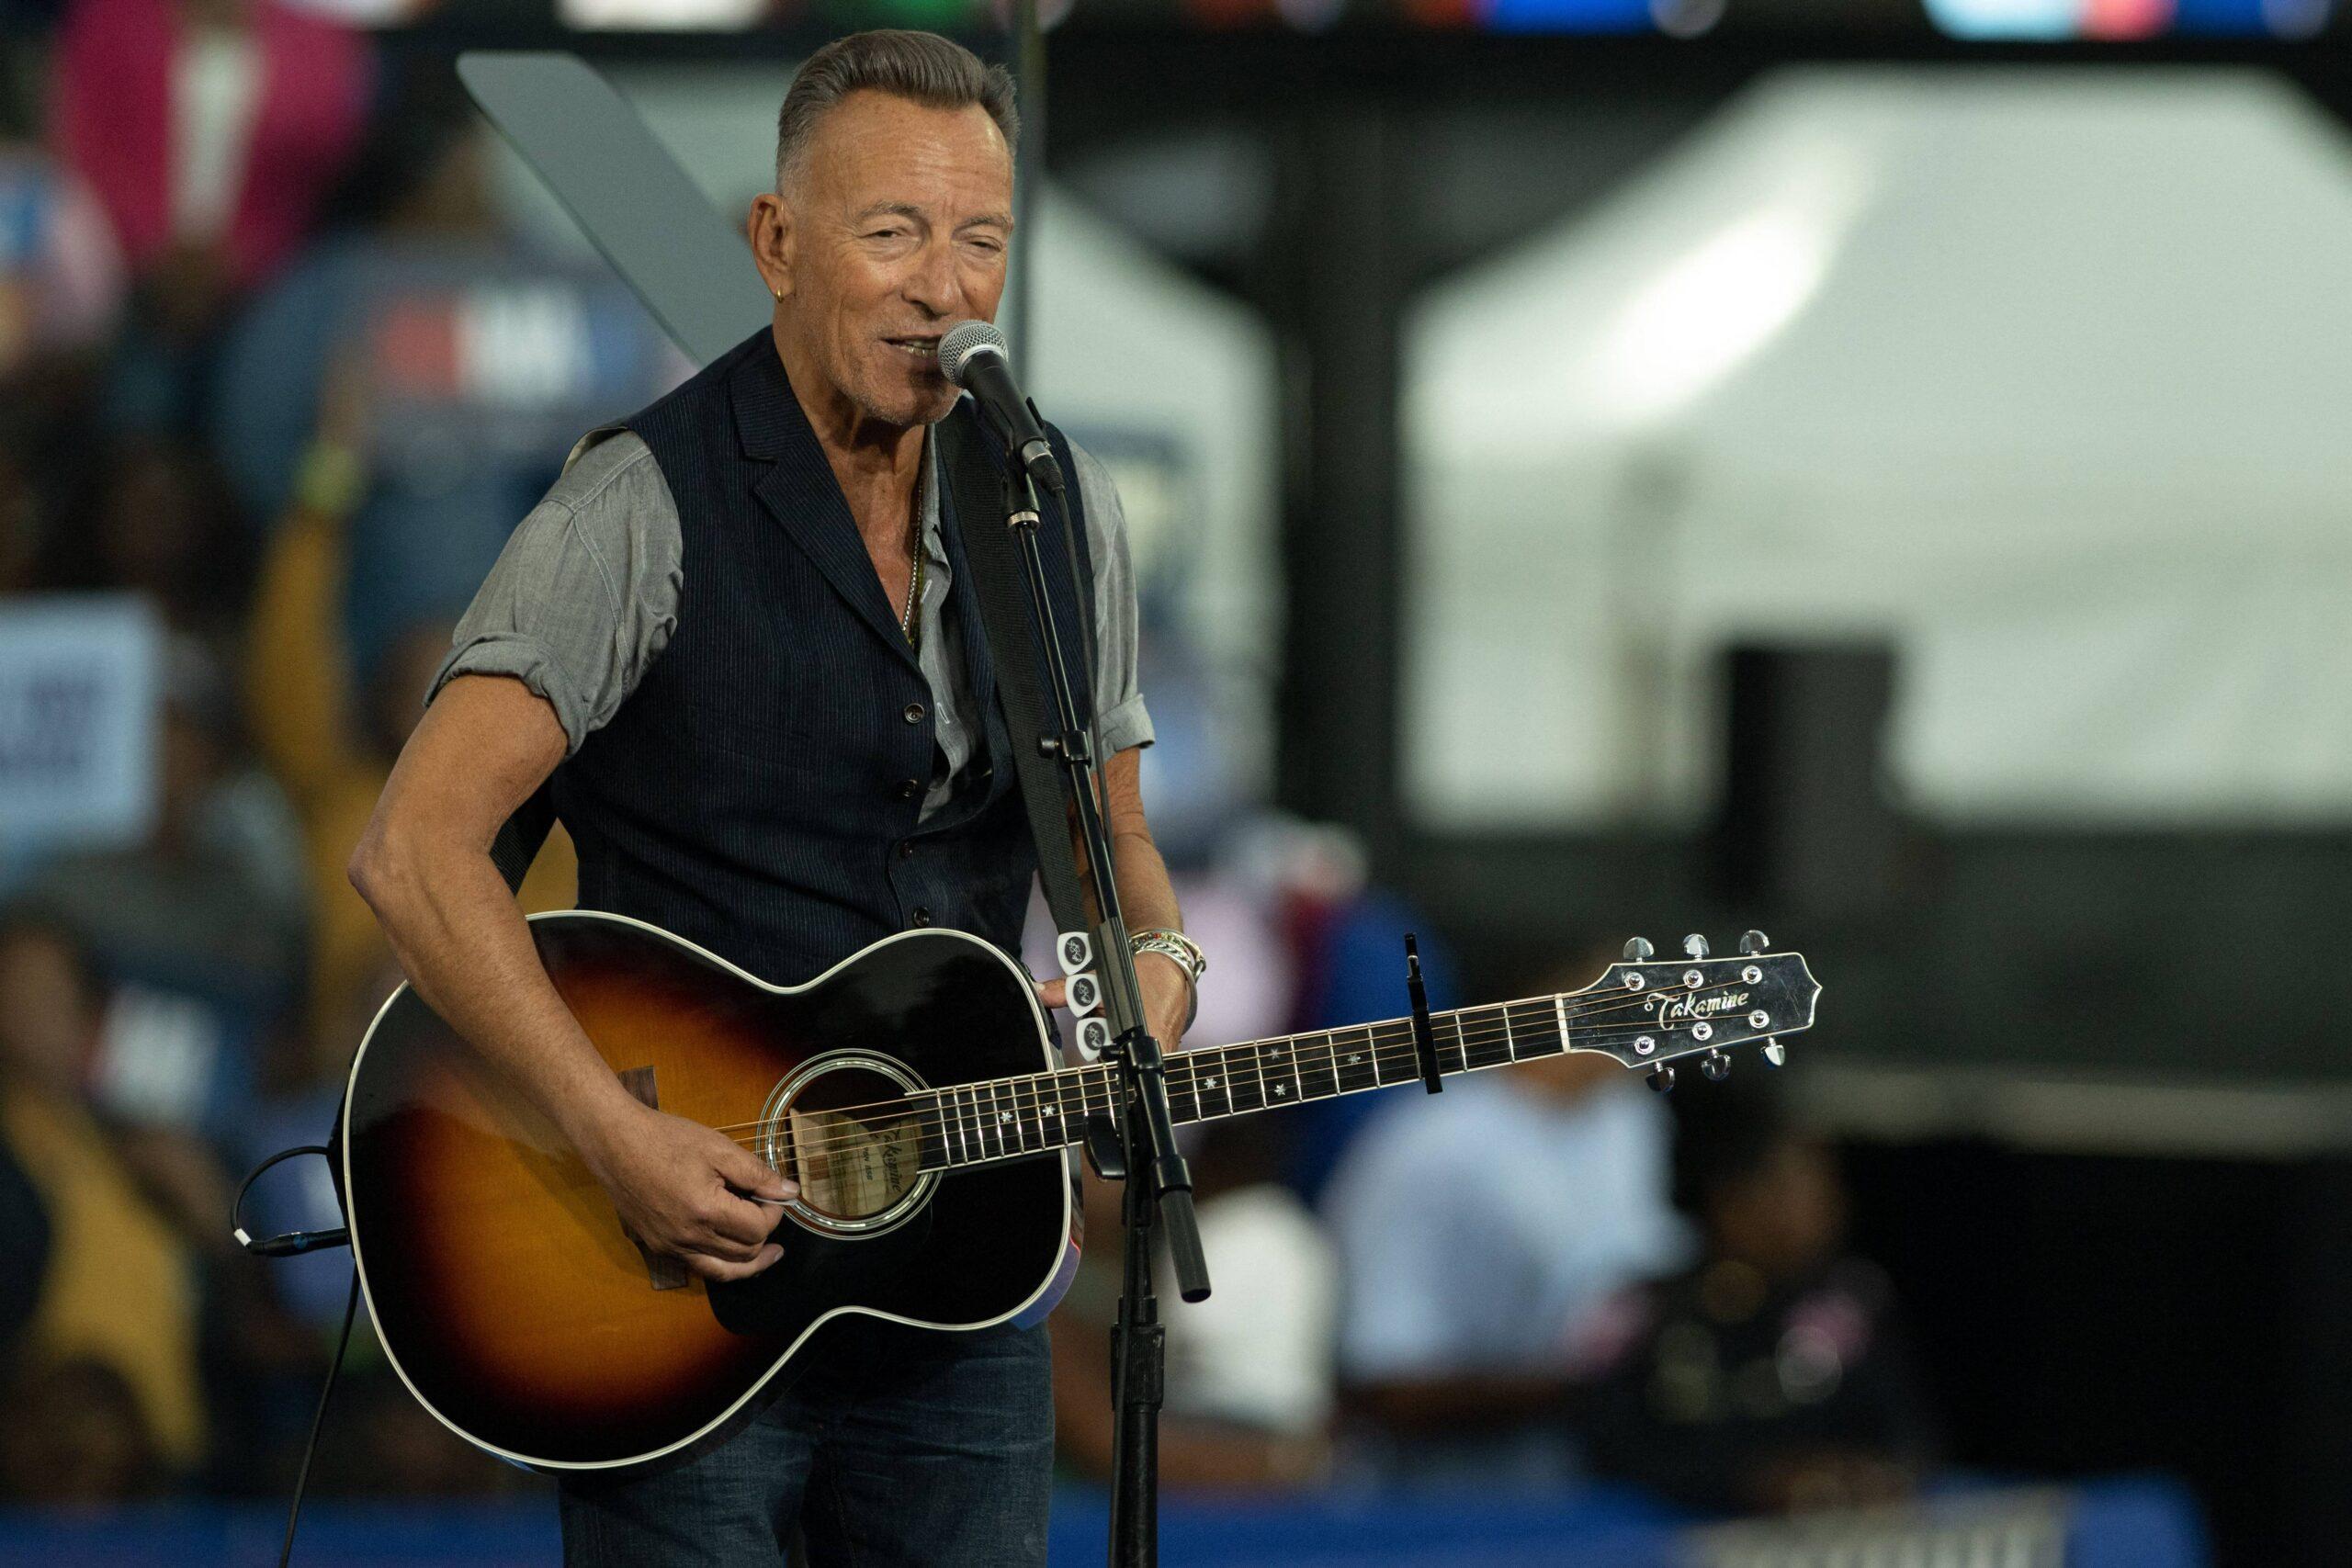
[762,92,1013,430]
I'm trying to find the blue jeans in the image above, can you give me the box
[557,1315,1053,1566]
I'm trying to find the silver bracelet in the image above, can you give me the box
[1129,930,1204,1032]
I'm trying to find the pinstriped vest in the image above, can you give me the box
[548,330,1092,986]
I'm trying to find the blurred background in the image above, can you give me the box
[2,0,2348,1563]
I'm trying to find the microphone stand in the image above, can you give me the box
[997,463,1211,1568]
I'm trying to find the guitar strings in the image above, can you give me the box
[753,1012,1748,1179]
[714,976,1782,1172]
[698,971,1761,1140]
[720,976,1772,1169]
[700,974,1744,1148]
[733,1006,1763,1175]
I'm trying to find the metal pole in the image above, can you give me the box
[1009,0,1046,370]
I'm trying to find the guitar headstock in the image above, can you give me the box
[1571,931,1820,1090]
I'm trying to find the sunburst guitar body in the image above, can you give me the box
[339,911,1077,1473]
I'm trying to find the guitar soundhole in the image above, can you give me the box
[763,1055,936,1236]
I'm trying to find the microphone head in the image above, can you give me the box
[938,320,1008,389]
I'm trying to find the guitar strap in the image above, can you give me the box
[481,414,1101,944]
[935,411,1100,946]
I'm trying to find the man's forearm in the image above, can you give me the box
[1108,819,1182,938]
[1081,744,1182,934]
[1063,745,1191,1046]
[348,832,635,1154]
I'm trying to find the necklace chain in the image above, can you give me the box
[899,515,924,649]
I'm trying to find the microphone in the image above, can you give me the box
[937,320,1066,497]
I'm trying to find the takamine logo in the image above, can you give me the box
[1645,990,1751,1022]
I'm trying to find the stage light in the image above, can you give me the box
[2084,0,2175,36]
[2178,0,2336,33]
[560,0,764,28]
[1484,0,1655,33]
[1924,0,2335,34]
[1923,0,2084,39]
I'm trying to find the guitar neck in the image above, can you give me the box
[910,994,1585,1176]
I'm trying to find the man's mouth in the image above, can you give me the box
[884,335,941,362]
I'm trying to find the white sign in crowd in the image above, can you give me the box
[0,593,162,857]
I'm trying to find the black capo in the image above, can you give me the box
[1405,933,1442,1094]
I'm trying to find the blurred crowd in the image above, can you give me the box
[0,0,662,1503]
[0,1,1935,1523]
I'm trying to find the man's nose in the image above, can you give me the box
[903,236,958,315]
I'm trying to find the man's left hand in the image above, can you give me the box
[1035,949,1191,1055]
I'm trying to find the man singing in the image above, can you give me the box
[348,30,1198,1563]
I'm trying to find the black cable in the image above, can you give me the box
[279,1267,361,1568]
[1046,481,1108,794]
[231,1144,347,1258]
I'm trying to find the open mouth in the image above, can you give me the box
[884,336,941,362]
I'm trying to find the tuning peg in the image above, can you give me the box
[1683,933,1711,959]
[1738,930,1770,955]
[1645,1065,1676,1094]
[1623,937,1654,962]
[1700,1049,1731,1082]
[1762,1040,1787,1067]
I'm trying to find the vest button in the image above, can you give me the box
[899,840,916,860]
[910,906,933,927]
[895,777,921,800]
[903,702,927,725]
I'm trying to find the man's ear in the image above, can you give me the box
[748,192,793,301]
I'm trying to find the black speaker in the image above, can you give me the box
[1715,642,1902,916]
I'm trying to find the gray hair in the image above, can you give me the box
[774,30,1019,195]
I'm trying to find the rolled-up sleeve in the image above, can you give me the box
[426,432,682,756]
[1069,441,1155,755]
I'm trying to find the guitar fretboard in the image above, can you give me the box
[871,994,1579,1177]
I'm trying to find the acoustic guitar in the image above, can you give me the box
[338,910,1820,1472]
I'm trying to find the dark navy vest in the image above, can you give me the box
[548,330,1093,986]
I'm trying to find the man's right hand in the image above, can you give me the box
[577,1100,797,1282]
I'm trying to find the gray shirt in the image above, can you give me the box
[430,423,1152,823]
